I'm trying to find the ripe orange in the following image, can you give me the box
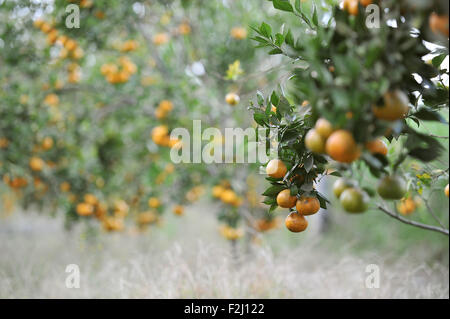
[178,22,191,35]
[276,189,297,208]
[76,203,94,216]
[377,175,407,200]
[153,33,169,45]
[148,197,160,208]
[397,197,416,216]
[365,139,388,156]
[225,92,240,106]
[285,212,308,233]
[429,13,449,37]
[84,194,98,205]
[29,157,45,171]
[445,184,449,197]
[60,182,71,192]
[372,90,409,121]
[42,137,54,151]
[305,129,325,153]
[296,196,320,215]
[315,118,333,139]
[325,130,360,163]
[137,211,157,225]
[266,159,287,179]
[230,27,248,40]
[102,217,124,232]
[220,189,237,205]
[173,205,184,216]
[340,188,369,213]
[212,185,225,198]
[359,0,373,6]
[343,0,358,16]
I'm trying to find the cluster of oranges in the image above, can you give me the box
[2,175,28,189]
[219,224,244,241]
[75,194,128,232]
[185,185,205,203]
[101,56,138,84]
[151,125,182,148]
[33,19,83,84]
[120,40,139,52]
[212,183,243,207]
[265,159,321,232]
[305,118,388,164]
[305,91,399,165]
[155,100,174,119]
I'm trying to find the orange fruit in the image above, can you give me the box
[333,178,354,198]
[76,203,94,216]
[429,13,449,37]
[296,196,320,215]
[29,157,45,171]
[102,217,124,231]
[230,27,247,40]
[365,139,388,156]
[315,118,333,139]
[325,130,361,163]
[153,33,169,45]
[285,212,308,233]
[173,205,184,216]
[359,0,372,6]
[137,211,158,225]
[42,137,54,150]
[212,185,224,198]
[148,197,160,208]
[445,184,449,197]
[266,159,287,179]
[178,22,191,35]
[377,175,407,200]
[60,182,71,192]
[397,197,416,216]
[225,92,240,106]
[276,189,297,208]
[372,90,409,121]
[220,189,237,205]
[84,194,98,205]
[305,129,325,153]
[343,0,358,16]
[340,188,369,213]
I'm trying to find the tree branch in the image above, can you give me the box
[377,204,449,236]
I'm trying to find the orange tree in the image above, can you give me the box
[249,0,449,235]
[0,0,290,235]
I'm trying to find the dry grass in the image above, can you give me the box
[0,206,448,299]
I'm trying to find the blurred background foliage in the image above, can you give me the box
[0,0,448,261]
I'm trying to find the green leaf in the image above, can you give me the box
[270,91,280,106]
[260,22,272,38]
[275,33,284,46]
[254,112,268,127]
[304,154,313,172]
[271,0,293,12]
[268,48,283,55]
[411,107,448,124]
[262,184,286,196]
[311,4,319,26]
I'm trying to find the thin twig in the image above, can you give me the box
[377,204,449,236]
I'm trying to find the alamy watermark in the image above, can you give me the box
[167,120,277,165]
